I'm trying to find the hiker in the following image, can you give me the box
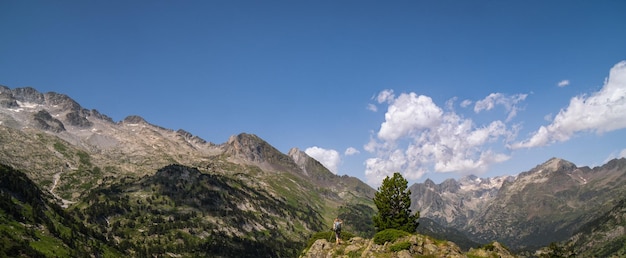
[332,217,343,244]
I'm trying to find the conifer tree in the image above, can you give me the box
[372,172,419,232]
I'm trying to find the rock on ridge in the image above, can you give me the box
[288,148,311,175]
[10,87,45,104]
[176,129,208,145]
[121,115,148,124]
[0,86,19,108]
[287,147,340,186]
[301,235,515,258]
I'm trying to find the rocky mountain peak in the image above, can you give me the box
[121,115,148,124]
[540,157,576,173]
[424,178,437,188]
[517,157,578,180]
[224,133,289,166]
[5,87,82,112]
[43,91,82,111]
[440,178,460,193]
[10,87,45,104]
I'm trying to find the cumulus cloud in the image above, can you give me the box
[557,80,570,87]
[512,61,626,149]
[474,93,528,121]
[345,147,360,156]
[365,91,515,185]
[305,146,341,174]
[378,93,443,142]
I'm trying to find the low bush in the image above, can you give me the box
[389,241,411,251]
[373,229,410,245]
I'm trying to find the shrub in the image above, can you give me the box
[389,241,411,251]
[481,241,510,252]
[373,229,410,245]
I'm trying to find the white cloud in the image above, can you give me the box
[603,149,626,164]
[445,97,457,111]
[512,61,626,149]
[544,113,553,122]
[474,93,528,122]
[557,80,570,87]
[345,147,360,156]
[474,93,501,112]
[305,146,341,174]
[367,103,378,112]
[365,150,411,185]
[376,89,395,104]
[365,90,515,185]
[460,99,472,108]
[378,93,443,142]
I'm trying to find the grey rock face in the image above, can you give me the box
[33,110,66,132]
[66,110,93,127]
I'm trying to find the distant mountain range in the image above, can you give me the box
[411,156,626,254]
[1,85,624,257]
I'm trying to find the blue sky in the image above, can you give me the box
[1,1,625,186]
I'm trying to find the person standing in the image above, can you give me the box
[332,217,343,244]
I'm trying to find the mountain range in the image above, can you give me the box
[1,85,625,257]
[410,156,626,254]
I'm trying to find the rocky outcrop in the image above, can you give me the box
[11,87,45,104]
[121,115,148,124]
[33,110,66,132]
[176,129,208,145]
[65,109,93,127]
[301,235,515,258]
[0,86,19,108]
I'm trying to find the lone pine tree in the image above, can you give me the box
[372,172,419,232]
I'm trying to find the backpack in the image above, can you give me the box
[333,221,341,232]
